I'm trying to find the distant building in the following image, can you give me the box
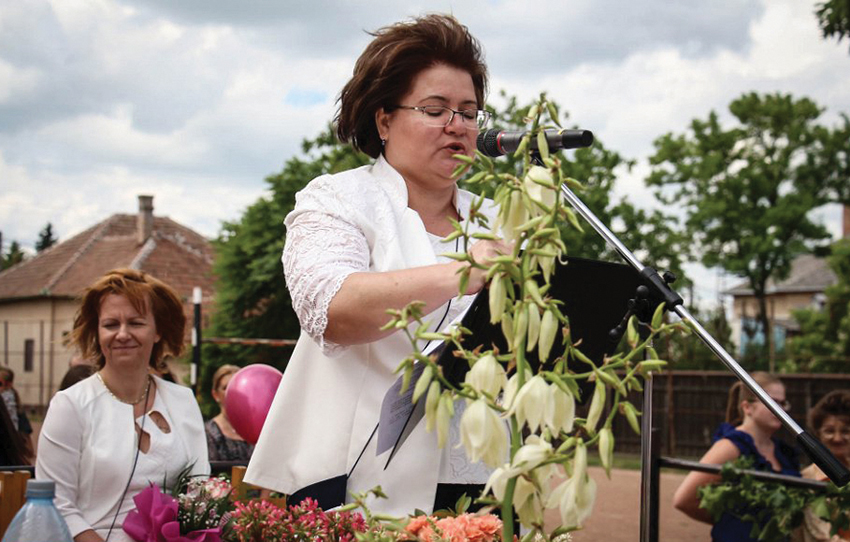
[0,195,216,406]
[726,205,849,356]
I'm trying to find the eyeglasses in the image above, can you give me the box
[746,398,791,411]
[821,428,850,439]
[392,105,490,130]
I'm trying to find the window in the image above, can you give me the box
[24,339,34,372]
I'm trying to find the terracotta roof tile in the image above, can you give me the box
[0,212,217,302]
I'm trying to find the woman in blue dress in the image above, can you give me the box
[673,372,800,542]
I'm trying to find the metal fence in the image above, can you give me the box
[612,370,850,457]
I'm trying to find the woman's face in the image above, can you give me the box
[98,293,160,371]
[743,382,786,432]
[819,415,850,461]
[213,373,233,405]
[376,63,479,195]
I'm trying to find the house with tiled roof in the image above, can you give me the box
[726,206,849,356]
[0,195,216,406]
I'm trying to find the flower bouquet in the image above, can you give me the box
[231,497,368,542]
[123,474,233,542]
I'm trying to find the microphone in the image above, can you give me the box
[477,128,594,157]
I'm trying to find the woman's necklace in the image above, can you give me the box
[97,372,151,405]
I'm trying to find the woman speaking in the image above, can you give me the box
[246,14,509,515]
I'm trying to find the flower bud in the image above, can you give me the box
[412,364,433,404]
[598,427,614,477]
[585,379,606,434]
[513,303,528,351]
[436,393,454,448]
[622,402,641,435]
[501,312,514,346]
[489,275,507,324]
[538,309,558,362]
[526,303,541,352]
[425,381,441,432]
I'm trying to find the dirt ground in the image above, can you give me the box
[571,466,712,542]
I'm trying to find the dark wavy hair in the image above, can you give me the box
[336,13,488,159]
[808,390,850,433]
[69,268,186,370]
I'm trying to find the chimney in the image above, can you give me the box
[844,204,849,239]
[137,195,154,245]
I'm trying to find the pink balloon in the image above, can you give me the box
[224,364,282,444]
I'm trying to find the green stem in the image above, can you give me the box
[501,415,521,542]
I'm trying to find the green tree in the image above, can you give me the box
[786,239,850,372]
[35,223,57,252]
[647,92,837,368]
[815,0,850,51]
[2,240,25,270]
[484,91,691,282]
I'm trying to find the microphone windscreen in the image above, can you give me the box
[476,129,502,157]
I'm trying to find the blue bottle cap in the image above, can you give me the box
[25,480,56,499]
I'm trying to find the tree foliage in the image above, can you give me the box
[35,223,57,252]
[647,92,839,362]
[816,0,850,52]
[1,239,25,270]
[484,91,691,283]
[786,239,850,372]
[198,126,370,414]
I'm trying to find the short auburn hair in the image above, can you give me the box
[70,268,186,370]
[336,13,488,159]
[808,390,850,433]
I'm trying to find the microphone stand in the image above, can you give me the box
[557,183,850,541]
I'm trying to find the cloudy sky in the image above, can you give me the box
[1,0,848,306]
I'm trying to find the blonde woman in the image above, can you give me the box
[673,372,800,542]
[205,364,254,461]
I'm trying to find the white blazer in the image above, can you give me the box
[36,374,209,538]
[245,156,495,516]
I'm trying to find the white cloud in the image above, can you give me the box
[1,0,848,311]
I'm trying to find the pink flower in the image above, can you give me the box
[405,513,502,542]
[123,484,179,542]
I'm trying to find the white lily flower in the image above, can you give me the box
[507,374,549,433]
[510,435,552,474]
[460,398,508,468]
[484,465,511,501]
[548,472,597,529]
[514,475,544,528]
[546,384,575,435]
[465,353,507,399]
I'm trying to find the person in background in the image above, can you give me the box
[37,268,209,542]
[793,390,850,542]
[246,14,509,515]
[0,366,33,463]
[673,372,800,542]
[0,390,28,466]
[58,363,97,392]
[205,364,254,462]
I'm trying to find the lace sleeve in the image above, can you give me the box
[283,211,370,355]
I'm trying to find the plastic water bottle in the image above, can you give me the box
[2,479,72,542]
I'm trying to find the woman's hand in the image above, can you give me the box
[463,239,514,294]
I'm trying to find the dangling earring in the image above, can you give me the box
[381,138,386,147]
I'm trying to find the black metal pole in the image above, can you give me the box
[192,287,201,396]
